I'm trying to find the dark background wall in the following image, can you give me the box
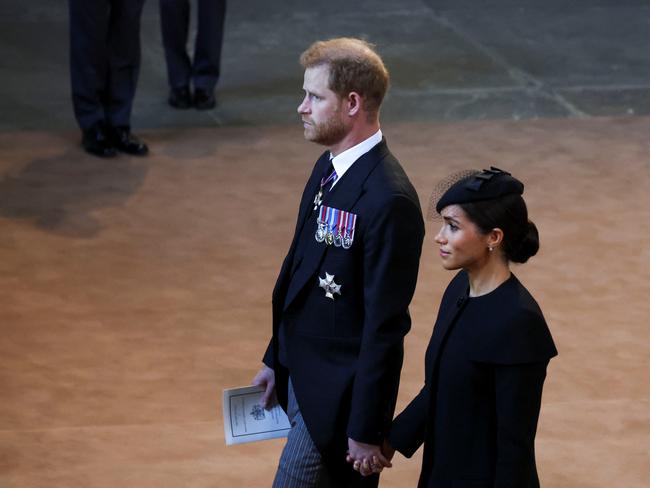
[1,0,649,130]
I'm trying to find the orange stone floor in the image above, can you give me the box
[0,117,648,487]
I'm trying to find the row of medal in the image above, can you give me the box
[315,205,357,249]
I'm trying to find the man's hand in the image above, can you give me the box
[346,438,392,476]
[252,365,276,410]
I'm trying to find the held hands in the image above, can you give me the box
[346,438,394,477]
[253,368,395,476]
[251,365,277,410]
[381,438,395,461]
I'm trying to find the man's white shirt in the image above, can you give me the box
[329,129,382,189]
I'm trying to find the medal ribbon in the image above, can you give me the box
[313,168,338,212]
[330,207,339,234]
[326,206,334,233]
[317,205,358,247]
[348,213,357,240]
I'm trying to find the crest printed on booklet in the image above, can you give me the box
[315,205,357,249]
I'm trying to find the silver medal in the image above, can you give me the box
[318,272,342,300]
[315,219,326,243]
[342,234,353,249]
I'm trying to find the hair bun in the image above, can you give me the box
[509,220,539,263]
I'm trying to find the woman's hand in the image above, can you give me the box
[346,438,392,476]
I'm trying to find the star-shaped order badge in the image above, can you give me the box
[318,272,341,300]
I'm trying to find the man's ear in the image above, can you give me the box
[346,92,362,117]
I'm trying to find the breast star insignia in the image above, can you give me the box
[318,272,341,300]
[313,190,323,211]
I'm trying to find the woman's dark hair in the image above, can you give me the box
[459,193,539,263]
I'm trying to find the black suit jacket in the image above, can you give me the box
[263,139,425,469]
[389,271,558,488]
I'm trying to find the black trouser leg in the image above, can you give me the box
[69,0,111,130]
[159,0,192,89]
[193,0,226,91]
[105,0,145,128]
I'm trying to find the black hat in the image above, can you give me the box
[435,167,524,213]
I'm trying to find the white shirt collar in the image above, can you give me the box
[330,129,383,188]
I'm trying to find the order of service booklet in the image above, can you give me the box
[223,385,291,445]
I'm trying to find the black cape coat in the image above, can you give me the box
[389,271,558,488]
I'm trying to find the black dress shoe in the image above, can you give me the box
[82,123,117,158]
[193,88,216,110]
[106,125,149,156]
[168,86,192,109]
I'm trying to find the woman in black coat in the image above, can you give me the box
[377,168,557,487]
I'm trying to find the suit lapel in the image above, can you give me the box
[324,138,389,210]
[282,139,389,311]
[294,151,332,243]
[272,151,330,308]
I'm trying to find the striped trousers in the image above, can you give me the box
[271,381,379,488]
[272,380,337,487]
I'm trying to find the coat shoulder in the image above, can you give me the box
[359,149,423,229]
[467,277,558,364]
[365,149,418,201]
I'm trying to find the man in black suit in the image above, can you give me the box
[159,0,227,110]
[68,0,149,158]
[253,38,425,487]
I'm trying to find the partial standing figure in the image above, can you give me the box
[252,38,425,487]
[384,167,558,487]
[69,0,149,158]
[159,0,227,109]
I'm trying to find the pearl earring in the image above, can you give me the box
[488,246,493,252]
